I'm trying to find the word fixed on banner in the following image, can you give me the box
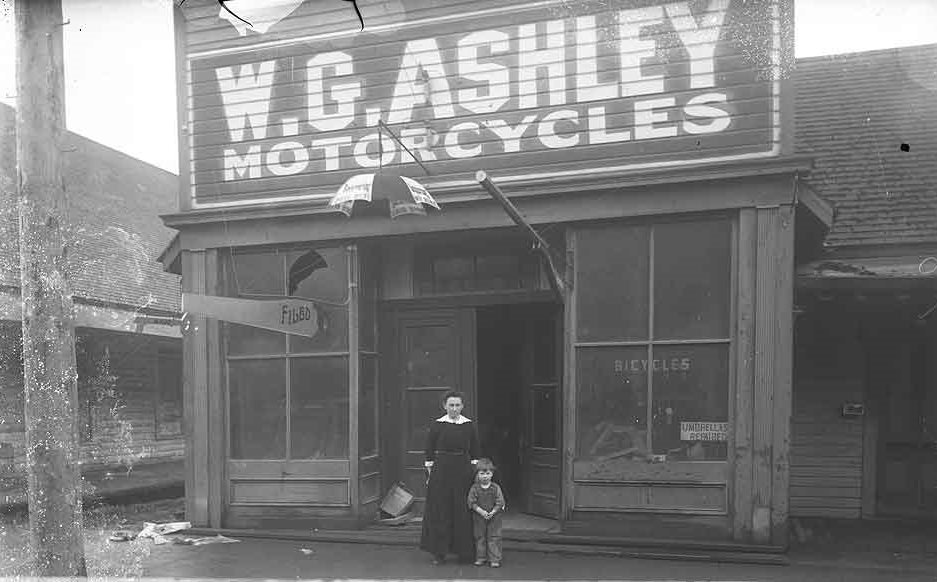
[679,421,727,442]
[182,293,320,337]
[189,0,780,205]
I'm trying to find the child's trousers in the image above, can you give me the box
[472,512,503,563]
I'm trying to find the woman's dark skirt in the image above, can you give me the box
[419,453,475,562]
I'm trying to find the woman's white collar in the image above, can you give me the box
[436,414,471,424]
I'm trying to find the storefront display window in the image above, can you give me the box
[290,357,348,459]
[229,359,286,459]
[576,226,649,342]
[575,219,732,465]
[223,247,351,461]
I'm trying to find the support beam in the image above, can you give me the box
[475,170,566,301]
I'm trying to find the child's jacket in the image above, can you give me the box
[467,482,505,513]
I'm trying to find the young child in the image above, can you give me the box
[466,458,506,567]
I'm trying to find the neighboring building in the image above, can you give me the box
[165,0,822,546]
[0,103,184,474]
[790,45,937,519]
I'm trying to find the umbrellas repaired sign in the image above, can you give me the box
[182,293,319,337]
[680,421,727,442]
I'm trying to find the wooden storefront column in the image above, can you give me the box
[181,249,222,527]
[732,209,757,541]
[561,228,577,522]
[771,205,794,545]
[348,245,360,519]
[733,205,794,544]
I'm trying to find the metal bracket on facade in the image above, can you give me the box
[475,170,567,302]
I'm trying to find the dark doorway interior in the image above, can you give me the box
[476,304,525,504]
[476,302,560,512]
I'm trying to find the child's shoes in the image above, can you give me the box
[490,562,501,568]
[473,559,486,566]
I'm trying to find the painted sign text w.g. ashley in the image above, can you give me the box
[188,0,781,207]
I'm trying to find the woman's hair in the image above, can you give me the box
[475,458,495,473]
[441,390,465,405]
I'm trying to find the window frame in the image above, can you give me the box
[221,245,353,461]
[573,215,736,465]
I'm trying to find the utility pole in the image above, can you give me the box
[15,0,87,576]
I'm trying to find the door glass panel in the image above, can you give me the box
[651,344,729,461]
[404,324,454,387]
[577,346,648,460]
[407,389,447,451]
[576,225,650,342]
[229,359,286,459]
[290,356,349,459]
[531,387,557,449]
[653,220,731,340]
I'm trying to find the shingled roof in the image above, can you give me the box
[0,103,180,314]
[795,44,937,249]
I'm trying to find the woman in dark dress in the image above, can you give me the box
[420,390,480,565]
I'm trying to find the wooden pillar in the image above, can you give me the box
[182,249,210,525]
[204,249,223,528]
[349,244,360,518]
[15,0,86,574]
[733,204,795,544]
[771,205,794,545]
[561,228,577,521]
[751,207,779,544]
[736,204,795,545]
[733,208,757,542]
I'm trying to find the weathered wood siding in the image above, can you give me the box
[790,311,864,518]
[178,0,784,208]
[0,327,184,474]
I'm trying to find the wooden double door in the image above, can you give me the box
[384,304,561,518]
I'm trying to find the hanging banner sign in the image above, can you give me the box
[182,293,320,337]
[680,421,727,442]
[184,0,785,208]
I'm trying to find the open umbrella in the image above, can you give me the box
[329,120,440,218]
[329,172,440,218]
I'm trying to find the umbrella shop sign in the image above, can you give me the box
[187,0,783,207]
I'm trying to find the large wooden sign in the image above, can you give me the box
[182,0,784,208]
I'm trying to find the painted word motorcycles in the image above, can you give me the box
[213,0,746,180]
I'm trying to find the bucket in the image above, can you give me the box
[380,482,414,517]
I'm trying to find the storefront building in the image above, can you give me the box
[165,0,826,545]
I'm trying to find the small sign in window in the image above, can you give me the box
[680,421,728,442]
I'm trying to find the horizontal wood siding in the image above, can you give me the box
[0,328,184,474]
[181,0,782,207]
[790,312,864,518]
